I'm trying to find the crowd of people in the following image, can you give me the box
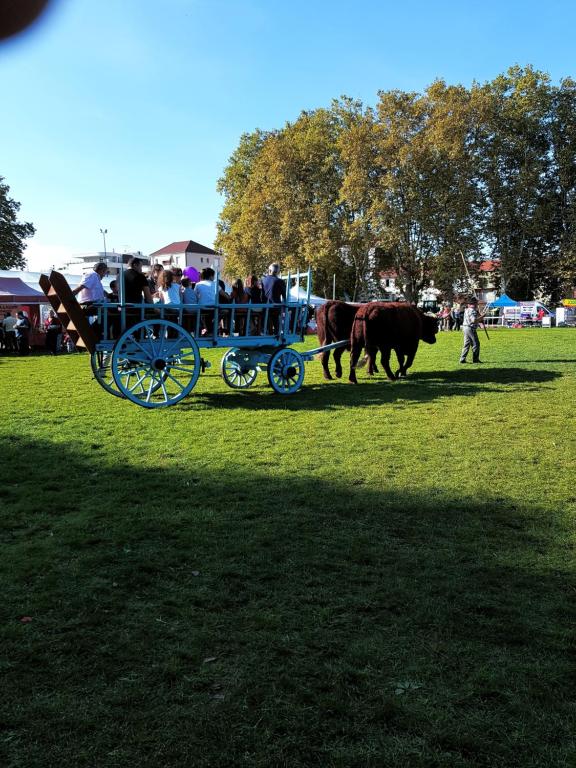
[74,257,289,337]
[436,303,464,332]
[0,310,32,356]
[0,308,76,356]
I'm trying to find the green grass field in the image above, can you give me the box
[1,328,575,767]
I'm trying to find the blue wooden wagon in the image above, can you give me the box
[40,269,343,409]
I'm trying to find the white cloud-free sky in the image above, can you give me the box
[2,0,576,270]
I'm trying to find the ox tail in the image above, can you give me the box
[349,315,366,369]
[315,304,328,361]
[315,304,328,345]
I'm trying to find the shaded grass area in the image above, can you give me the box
[0,329,575,767]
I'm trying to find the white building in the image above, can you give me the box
[379,270,402,300]
[59,251,149,277]
[149,240,223,273]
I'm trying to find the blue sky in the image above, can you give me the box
[2,0,575,270]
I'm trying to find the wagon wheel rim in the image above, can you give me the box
[111,320,200,408]
[221,348,258,389]
[91,349,154,399]
[267,347,305,394]
[91,350,125,398]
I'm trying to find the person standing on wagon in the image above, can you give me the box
[123,257,154,304]
[72,262,109,307]
[195,268,217,334]
[459,296,485,364]
[262,262,286,334]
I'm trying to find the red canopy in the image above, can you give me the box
[0,277,48,304]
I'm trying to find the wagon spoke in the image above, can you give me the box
[163,371,186,391]
[127,371,149,393]
[167,364,196,375]
[129,336,152,359]
[148,327,163,358]
[159,377,170,401]
[162,336,184,359]
[145,375,158,403]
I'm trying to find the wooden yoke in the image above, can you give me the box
[39,271,99,354]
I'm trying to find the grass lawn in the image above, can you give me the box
[0,328,575,767]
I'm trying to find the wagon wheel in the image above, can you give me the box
[221,348,258,389]
[92,349,168,399]
[111,320,201,408]
[91,350,124,398]
[267,347,305,394]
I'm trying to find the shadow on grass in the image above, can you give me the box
[181,366,560,411]
[1,434,575,767]
[507,358,576,364]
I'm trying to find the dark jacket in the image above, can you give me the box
[262,275,286,303]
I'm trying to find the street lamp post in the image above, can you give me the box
[100,228,108,260]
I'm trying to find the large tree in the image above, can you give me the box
[548,77,576,299]
[215,130,271,279]
[477,66,556,299]
[0,177,35,270]
[216,105,360,295]
[341,83,481,302]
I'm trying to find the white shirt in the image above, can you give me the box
[3,316,17,332]
[195,280,216,304]
[462,307,479,328]
[77,271,106,303]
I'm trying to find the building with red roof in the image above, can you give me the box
[469,259,502,302]
[149,240,222,274]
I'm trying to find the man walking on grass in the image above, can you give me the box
[459,296,484,364]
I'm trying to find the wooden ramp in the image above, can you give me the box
[39,271,98,354]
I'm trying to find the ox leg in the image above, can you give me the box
[394,349,405,379]
[349,341,363,384]
[399,343,418,377]
[380,347,396,381]
[334,346,346,379]
[320,350,333,380]
[367,345,379,376]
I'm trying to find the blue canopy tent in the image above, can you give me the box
[487,294,518,308]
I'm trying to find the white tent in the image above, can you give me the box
[289,287,327,306]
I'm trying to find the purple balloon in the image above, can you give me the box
[183,266,200,282]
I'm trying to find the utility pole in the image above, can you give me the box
[100,228,108,259]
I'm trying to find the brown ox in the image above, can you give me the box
[316,300,363,380]
[349,302,438,384]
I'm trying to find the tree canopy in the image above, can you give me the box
[0,177,35,270]
[216,67,576,301]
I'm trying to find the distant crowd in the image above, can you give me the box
[1,310,32,356]
[1,309,76,356]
